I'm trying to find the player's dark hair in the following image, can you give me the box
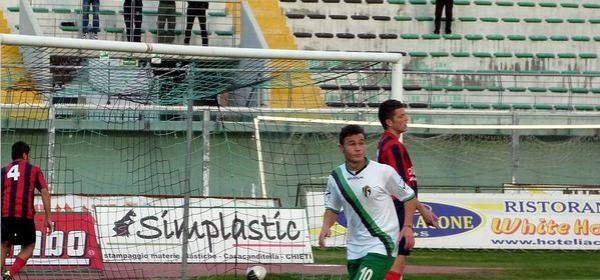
[12,141,30,160]
[339,125,365,145]
[378,99,407,129]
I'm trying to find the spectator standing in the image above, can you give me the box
[157,0,176,44]
[82,0,100,39]
[123,0,143,42]
[184,0,209,46]
[433,0,454,34]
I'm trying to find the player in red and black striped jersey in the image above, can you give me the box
[377,100,438,280]
[1,141,52,280]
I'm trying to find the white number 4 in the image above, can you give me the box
[358,267,373,280]
[7,165,20,181]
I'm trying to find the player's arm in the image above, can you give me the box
[320,175,342,249]
[319,209,337,249]
[40,188,53,233]
[400,197,417,250]
[416,202,439,228]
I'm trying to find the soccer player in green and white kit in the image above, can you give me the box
[319,125,418,280]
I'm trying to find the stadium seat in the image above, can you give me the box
[52,8,72,14]
[372,16,391,21]
[208,11,227,17]
[450,103,470,109]
[409,0,427,4]
[502,18,520,23]
[330,15,348,19]
[548,87,568,93]
[286,13,304,19]
[431,103,450,109]
[480,17,499,22]
[571,88,589,94]
[538,2,556,7]
[474,0,492,5]
[487,86,505,92]
[454,0,470,4]
[528,87,547,93]
[508,86,526,92]
[470,103,491,109]
[533,104,553,110]
[409,52,428,57]
[557,53,577,58]
[445,85,463,91]
[486,34,505,40]
[545,18,563,23]
[400,34,420,39]
[591,88,600,94]
[574,105,595,111]
[495,1,514,6]
[523,18,542,23]
[529,35,548,41]
[589,19,600,24]
[536,53,555,58]
[550,36,569,41]
[494,52,512,57]
[458,17,477,22]
[366,0,385,3]
[465,85,485,91]
[315,33,334,38]
[60,26,79,32]
[507,35,526,41]
[473,52,492,57]
[351,15,369,20]
[451,52,470,57]
[415,16,434,21]
[394,16,412,21]
[465,34,484,40]
[357,33,377,39]
[572,36,591,41]
[579,53,598,59]
[294,32,312,38]
[583,3,600,8]
[99,9,117,15]
[7,6,19,12]
[32,7,49,13]
[554,105,572,110]
[517,2,536,7]
[492,104,512,110]
[105,27,124,34]
[388,0,406,4]
[512,104,532,110]
[443,34,462,40]
[422,34,442,39]
[567,18,586,24]
[560,3,578,8]
[515,53,534,58]
[379,33,398,39]
[308,14,327,19]
[336,33,355,39]
[430,51,450,57]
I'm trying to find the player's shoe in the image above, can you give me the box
[2,269,14,280]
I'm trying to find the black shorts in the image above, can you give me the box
[1,217,36,246]
[393,199,411,256]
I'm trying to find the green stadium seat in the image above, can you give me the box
[455,69,476,74]
[487,86,505,92]
[424,85,444,91]
[540,70,560,74]
[572,36,591,41]
[571,88,589,94]
[545,18,563,23]
[494,52,512,57]
[538,2,556,7]
[465,85,485,91]
[486,34,505,40]
[208,11,227,17]
[502,18,520,23]
[454,0,471,4]
[524,18,542,23]
[458,17,478,22]
[528,87,547,92]
[430,52,450,57]
[451,52,470,57]
[594,36,600,41]
[388,0,406,4]
[409,52,428,57]
[529,35,548,41]
[52,8,72,14]
[513,104,532,110]
[415,16,434,21]
[508,86,526,92]
[409,0,427,4]
[579,53,598,59]
[492,104,512,110]
[557,53,577,58]
[480,17,499,22]
[394,16,412,21]
[590,19,600,24]
[495,1,514,6]
[445,85,464,91]
[215,30,234,36]
[443,34,462,40]
[507,35,526,41]
[431,103,450,109]
[7,6,19,12]
[591,88,600,94]
[554,105,572,110]
[517,1,535,7]
[473,52,492,57]
[536,53,555,58]
[574,105,595,111]
[561,70,581,75]
[465,34,484,40]
[548,87,568,93]
[550,36,569,41]
[583,71,600,76]
[515,53,534,58]
[560,3,579,8]
[474,0,492,5]
[60,26,79,32]
[99,9,116,15]
[567,18,586,24]
[583,3,600,9]
[400,33,419,39]
[470,103,491,109]
[105,27,124,33]
[534,104,553,110]
[450,103,470,109]
[32,7,49,13]
[422,34,442,39]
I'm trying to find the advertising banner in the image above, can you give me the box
[306,192,600,250]
[5,212,103,270]
[95,206,314,263]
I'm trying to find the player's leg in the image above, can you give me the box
[1,218,14,273]
[351,253,395,280]
[347,258,361,279]
[386,199,410,280]
[7,218,36,277]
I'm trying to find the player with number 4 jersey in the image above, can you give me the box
[319,125,420,280]
[1,141,52,280]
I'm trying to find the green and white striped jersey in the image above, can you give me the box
[325,159,415,260]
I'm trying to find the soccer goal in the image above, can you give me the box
[0,34,404,279]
